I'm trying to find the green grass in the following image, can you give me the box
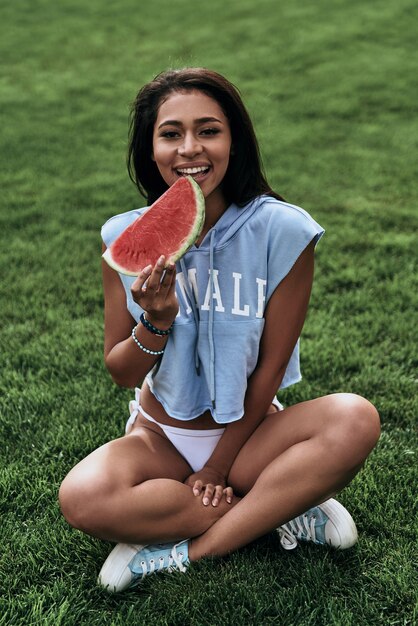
[1,0,417,624]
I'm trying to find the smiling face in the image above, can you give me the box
[152,90,232,214]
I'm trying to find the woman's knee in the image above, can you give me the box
[59,470,96,533]
[59,459,117,535]
[325,393,380,461]
[58,474,79,529]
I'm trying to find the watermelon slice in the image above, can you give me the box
[103,176,205,276]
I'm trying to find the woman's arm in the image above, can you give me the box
[186,239,316,499]
[102,243,178,388]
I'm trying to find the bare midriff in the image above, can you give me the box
[140,380,223,430]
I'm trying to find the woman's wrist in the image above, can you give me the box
[203,461,229,481]
[131,325,165,355]
[131,320,169,355]
[143,312,175,332]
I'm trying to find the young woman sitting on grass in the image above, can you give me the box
[59,68,380,593]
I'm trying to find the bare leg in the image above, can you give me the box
[59,424,239,544]
[189,394,380,560]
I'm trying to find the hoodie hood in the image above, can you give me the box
[191,197,263,251]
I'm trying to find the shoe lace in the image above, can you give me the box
[139,545,187,577]
[278,513,317,550]
[171,544,188,573]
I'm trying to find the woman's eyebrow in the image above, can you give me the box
[158,116,223,129]
[195,117,223,124]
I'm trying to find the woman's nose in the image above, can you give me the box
[178,133,203,157]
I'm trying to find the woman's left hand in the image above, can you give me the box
[184,467,234,507]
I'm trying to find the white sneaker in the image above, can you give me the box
[278,498,358,550]
[98,540,189,593]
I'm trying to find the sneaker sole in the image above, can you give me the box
[320,498,358,549]
[97,543,145,593]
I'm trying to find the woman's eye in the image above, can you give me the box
[161,131,180,139]
[200,127,220,136]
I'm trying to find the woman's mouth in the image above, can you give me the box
[175,165,211,181]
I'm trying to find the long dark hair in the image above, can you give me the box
[128,68,285,206]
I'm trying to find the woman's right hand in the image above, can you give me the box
[184,468,234,507]
[130,255,178,329]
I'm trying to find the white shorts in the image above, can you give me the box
[125,388,283,473]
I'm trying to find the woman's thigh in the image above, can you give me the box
[59,424,192,521]
[228,393,379,495]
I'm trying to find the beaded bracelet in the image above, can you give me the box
[140,312,173,336]
[131,325,165,356]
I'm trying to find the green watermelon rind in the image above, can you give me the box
[103,176,205,276]
[102,247,138,276]
[165,177,205,264]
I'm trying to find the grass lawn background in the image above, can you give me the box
[0,0,417,624]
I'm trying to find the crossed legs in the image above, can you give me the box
[59,393,380,559]
[59,426,236,545]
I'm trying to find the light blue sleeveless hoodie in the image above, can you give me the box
[101,196,324,424]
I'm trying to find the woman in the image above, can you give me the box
[59,68,380,593]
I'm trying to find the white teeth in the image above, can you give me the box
[177,166,209,175]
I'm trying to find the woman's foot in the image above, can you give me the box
[97,498,357,592]
[277,498,358,550]
[98,539,189,592]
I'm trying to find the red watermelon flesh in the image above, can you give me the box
[102,176,205,276]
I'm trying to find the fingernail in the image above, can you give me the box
[193,489,199,496]
[203,498,209,506]
[212,499,219,507]
[227,497,232,503]
[157,255,165,266]
[142,264,152,274]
